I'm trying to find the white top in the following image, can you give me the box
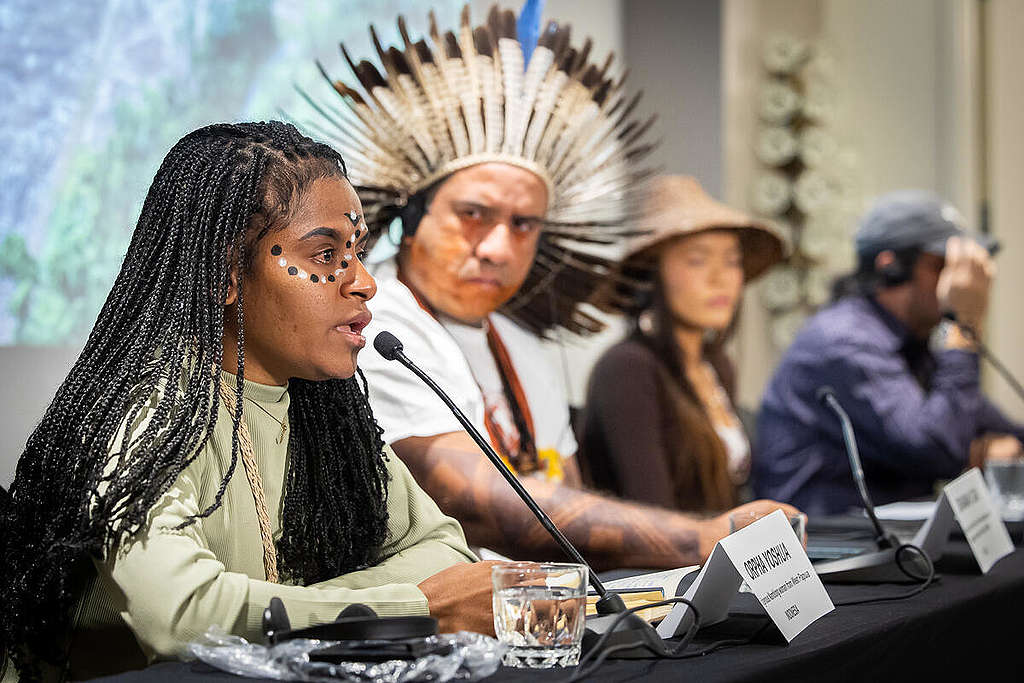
[715,422,751,485]
[360,260,577,472]
[704,362,751,485]
[439,317,528,460]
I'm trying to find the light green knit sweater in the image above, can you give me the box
[2,373,474,681]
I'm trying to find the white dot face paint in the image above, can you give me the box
[271,237,356,287]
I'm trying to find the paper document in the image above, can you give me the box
[873,501,936,521]
[598,566,699,596]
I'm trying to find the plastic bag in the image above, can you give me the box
[187,626,506,682]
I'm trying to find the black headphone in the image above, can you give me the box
[877,259,911,286]
[263,597,436,644]
[397,178,448,239]
[870,248,920,287]
[398,191,430,238]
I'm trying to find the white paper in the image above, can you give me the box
[601,566,699,596]
[874,501,936,521]
[658,510,834,642]
[943,468,1014,573]
[476,547,513,562]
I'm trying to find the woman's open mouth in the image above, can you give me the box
[333,311,371,347]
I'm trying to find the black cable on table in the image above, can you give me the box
[569,543,936,678]
[565,597,702,682]
[832,543,936,606]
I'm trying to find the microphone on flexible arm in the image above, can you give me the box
[373,331,678,657]
[812,386,931,583]
[372,332,620,608]
[815,386,899,550]
[941,310,1024,405]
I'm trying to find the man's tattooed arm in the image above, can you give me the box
[393,432,722,570]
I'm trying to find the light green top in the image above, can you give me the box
[2,373,475,681]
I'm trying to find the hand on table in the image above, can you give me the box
[701,499,804,559]
[970,433,1024,468]
[418,560,500,636]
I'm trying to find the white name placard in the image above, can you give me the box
[658,509,834,642]
[942,468,1013,572]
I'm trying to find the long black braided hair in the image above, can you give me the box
[0,121,391,680]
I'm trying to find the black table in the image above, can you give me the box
[93,539,1023,682]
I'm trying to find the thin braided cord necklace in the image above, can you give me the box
[219,381,280,583]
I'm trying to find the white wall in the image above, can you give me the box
[0,347,81,487]
[722,0,821,410]
[984,0,1024,421]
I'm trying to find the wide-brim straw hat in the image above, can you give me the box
[626,175,784,278]
[595,175,786,315]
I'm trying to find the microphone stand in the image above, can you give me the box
[813,387,932,583]
[374,332,672,657]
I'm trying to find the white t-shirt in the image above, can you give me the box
[359,260,577,471]
[438,317,526,460]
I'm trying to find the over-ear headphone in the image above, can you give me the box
[397,191,430,238]
[263,597,437,645]
[397,179,446,239]
[877,259,911,286]
[871,248,920,287]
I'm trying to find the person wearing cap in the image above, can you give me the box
[579,176,784,512]
[315,7,798,570]
[754,190,1024,515]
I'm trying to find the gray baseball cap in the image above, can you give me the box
[855,190,998,259]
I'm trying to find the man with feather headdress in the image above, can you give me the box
[308,2,797,569]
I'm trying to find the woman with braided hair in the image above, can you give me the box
[0,121,491,682]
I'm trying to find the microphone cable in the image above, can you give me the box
[568,543,936,683]
[830,542,936,607]
[566,597,703,682]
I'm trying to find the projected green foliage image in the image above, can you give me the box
[0,0,458,344]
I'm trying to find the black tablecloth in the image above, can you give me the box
[92,541,1022,682]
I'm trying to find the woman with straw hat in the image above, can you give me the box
[581,175,785,512]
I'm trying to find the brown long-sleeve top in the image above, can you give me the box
[578,339,741,512]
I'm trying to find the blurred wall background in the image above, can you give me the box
[724,0,1022,423]
[2,0,1021,487]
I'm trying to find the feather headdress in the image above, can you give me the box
[305,3,657,335]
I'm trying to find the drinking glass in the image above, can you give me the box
[491,562,588,668]
[985,460,1024,521]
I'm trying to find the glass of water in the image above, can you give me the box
[491,562,588,668]
[985,460,1024,521]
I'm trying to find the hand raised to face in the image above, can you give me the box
[936,235,995,331]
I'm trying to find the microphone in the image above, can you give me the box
[940,311,1024,405]
[815,386,895,549]
[813,386,933,583]
[372,331,404,361]
[372,331,623,612]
